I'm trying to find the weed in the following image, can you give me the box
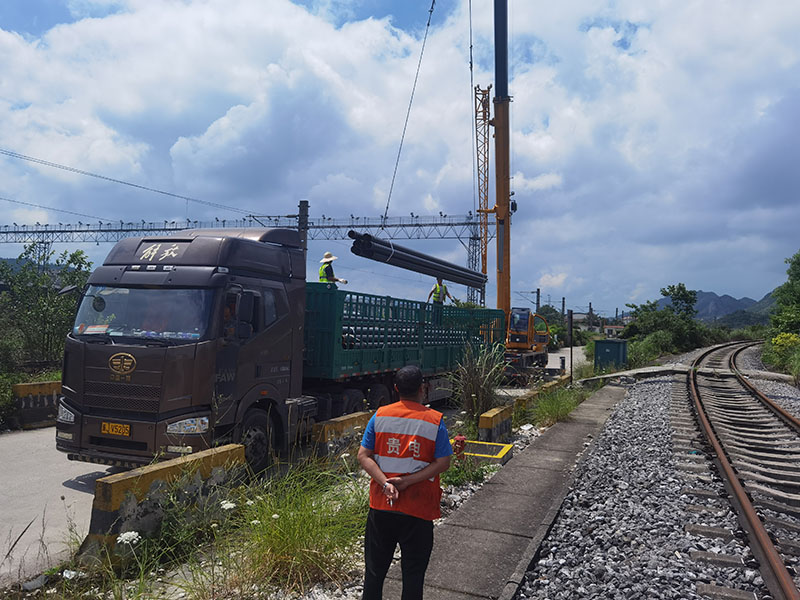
[441,454,492,487]
[447,344,507,428]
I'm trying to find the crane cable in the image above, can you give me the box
[382,0,436,224]
[469,0,476,216]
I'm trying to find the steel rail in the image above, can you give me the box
[689,344,800,600]
[731,344,800,435]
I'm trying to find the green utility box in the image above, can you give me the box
[594,339,628,370]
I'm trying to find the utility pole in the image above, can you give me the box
[535,288,540,312]
[298,200,309,255]
[561,297,566,323]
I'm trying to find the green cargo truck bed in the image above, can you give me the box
[303,283,505,380]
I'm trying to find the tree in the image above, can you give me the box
[622,284,706,352]
[660,283,697,318]
[0,243,92,364]
[536,303,562,325]
[771,250,800,334]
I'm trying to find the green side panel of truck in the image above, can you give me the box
[303,282,506,380]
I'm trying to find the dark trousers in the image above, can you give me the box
[362,508,434,600]
[432,302,443,326]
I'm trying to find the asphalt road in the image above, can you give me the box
[0,427,113,587]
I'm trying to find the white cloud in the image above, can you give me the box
[539,272,567,288]
[0,0,798,311]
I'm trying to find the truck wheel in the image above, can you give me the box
[240,409,274,474]
[342,389,365,415]
[367,384,391,409]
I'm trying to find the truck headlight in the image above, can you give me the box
[58,402,75,424]
[166,417,209,434]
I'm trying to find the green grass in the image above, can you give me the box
[440,453,493,487]
[513,384,595,429]
[8,453,369,599]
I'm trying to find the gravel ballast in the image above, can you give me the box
[516,376,766,600]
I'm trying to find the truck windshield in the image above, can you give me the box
[73,286,214,341]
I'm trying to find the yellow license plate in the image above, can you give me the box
[101,421,130,437]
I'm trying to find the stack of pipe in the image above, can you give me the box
[348,230,487,290]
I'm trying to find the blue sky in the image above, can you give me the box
[1,0,799,317]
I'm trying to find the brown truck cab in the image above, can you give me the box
[56,228,307,471]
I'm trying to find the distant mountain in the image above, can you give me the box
[656,290,773,323]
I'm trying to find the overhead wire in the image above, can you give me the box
[0,194,112,222]
[0,148,256,215]
[382,0,436,224]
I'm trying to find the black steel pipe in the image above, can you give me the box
[349,231,485,280]
[349,231,487,289]
[351,244,486,288]
[351,240,486,285]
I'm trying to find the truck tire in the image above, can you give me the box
[240,409,274,474]
[367,384,391,409]
[342,389,365,415]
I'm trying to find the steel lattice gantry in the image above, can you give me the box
[0,215,492,244]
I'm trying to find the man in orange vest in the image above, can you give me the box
[358,365,452,599]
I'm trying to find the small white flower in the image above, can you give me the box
[250,520,261,525]
[211,523,219,529]
[460,410,467,415]
[245,500,255,506]
[117,531,141,546]
[62,569,81,580]
[455,420,464,426]
[221,500,236,510]
[256,495,263,500]
[340,453,351,459]
[272,513,279,520]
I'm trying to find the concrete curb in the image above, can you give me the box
[79,444,245,561]
[10,381,61,430]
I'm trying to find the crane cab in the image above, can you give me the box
[505,307,550,377]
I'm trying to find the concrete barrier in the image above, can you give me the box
[312,410,372,455]
[10,381,61,430]
[78,444,246,562]
[478,405,513,442]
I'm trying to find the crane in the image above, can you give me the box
[479,0,550,380]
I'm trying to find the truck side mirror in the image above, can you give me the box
[238,292,255,324]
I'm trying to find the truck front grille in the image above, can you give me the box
[84,381,161,413]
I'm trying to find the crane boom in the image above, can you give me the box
[493,0,511,319]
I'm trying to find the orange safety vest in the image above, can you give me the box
[370,400,444,521]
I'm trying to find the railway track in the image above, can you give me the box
[689,342,800,600]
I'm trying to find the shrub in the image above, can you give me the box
[763,332,800,371]
[626,341,658,370]
[448,344,507,428]
[788,348,800,387]
[0,372,26,429]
